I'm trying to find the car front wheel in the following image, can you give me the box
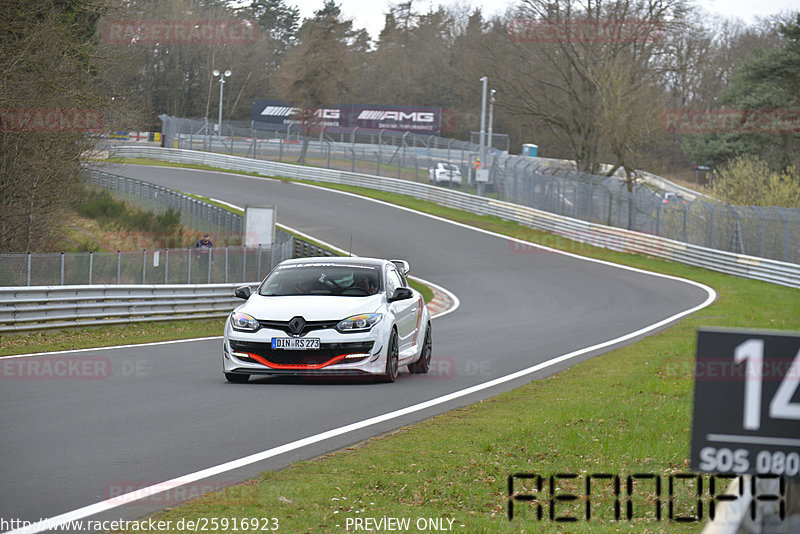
[379,330,399,383]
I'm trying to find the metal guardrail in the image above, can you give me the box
[0,235,340,332]
[111,147,800,290]
[294,240,336,258]
[0,283,249,333]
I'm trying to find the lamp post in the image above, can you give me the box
[478,76,488,196]
[212,69,231,137]
[487,88,496,169]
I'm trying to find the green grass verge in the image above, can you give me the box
[87,158,799,532]
[0,318,226,357]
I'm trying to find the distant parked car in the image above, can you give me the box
[663,192,687,205]
[429,162,462,186]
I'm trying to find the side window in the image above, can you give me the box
[386,268,403,295]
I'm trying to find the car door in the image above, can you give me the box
[385,266,417,352]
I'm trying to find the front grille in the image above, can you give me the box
[230,340,374,366]
[257,319,338,336]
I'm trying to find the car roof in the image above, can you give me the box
[277,256,393,269]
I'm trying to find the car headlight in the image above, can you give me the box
[230,312,260,332]
[336,313,382,333]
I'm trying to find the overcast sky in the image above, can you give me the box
[286,0,800,39]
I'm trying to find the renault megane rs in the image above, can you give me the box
[223,257,432,383]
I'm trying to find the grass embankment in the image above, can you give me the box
[0,319,225,356]
[61,187,199,252]
[21,159,798,532]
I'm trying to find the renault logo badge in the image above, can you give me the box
[288,316,305,336]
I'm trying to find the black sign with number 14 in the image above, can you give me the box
[691,329,800,477]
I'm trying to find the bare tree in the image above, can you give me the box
[486,0,690,173]
[0,0,107,252]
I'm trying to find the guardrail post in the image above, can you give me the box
[187,247,192,283]
[224,246,229,283]
[242,245,247,282]
[26,252,31,286]
[117,251,121,284]
[88,251,93,285]
[60,252,65,285]
[142,249,147,284]
[165,248,169,283]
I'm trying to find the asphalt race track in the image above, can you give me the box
[0,164,714,530]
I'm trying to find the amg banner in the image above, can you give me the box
[252,100,441,135]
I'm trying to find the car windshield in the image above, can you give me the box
[440,163,458,171]
[259,262,381,297]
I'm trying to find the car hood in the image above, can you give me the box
[239,294,384,321]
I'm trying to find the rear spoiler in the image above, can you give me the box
[390,259,410,276]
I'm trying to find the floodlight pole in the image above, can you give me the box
[478,76,488,196]
[213,69,231,137]
[488,88,496,168]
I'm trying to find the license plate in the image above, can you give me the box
[271,338,320,350]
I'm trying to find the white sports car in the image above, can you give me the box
[428,162,462,186]
[223,257,432,383]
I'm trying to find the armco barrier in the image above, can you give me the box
[0,234,343,331]
[0,283,254,333]
[110,147,800,289]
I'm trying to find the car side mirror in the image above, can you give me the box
[234,286,252,299]
[388,287,413,302]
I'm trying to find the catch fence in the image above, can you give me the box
[147,116,800,264]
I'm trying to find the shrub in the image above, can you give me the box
[712,156,800,207]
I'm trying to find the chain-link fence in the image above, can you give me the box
[127,116,800,263]
[84,168,244,242]
[0,239,297,287]
[491,158,800,263]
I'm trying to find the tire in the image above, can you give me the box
[379,330,399,383]
[408,324,432,374]
[225,372,250,383]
